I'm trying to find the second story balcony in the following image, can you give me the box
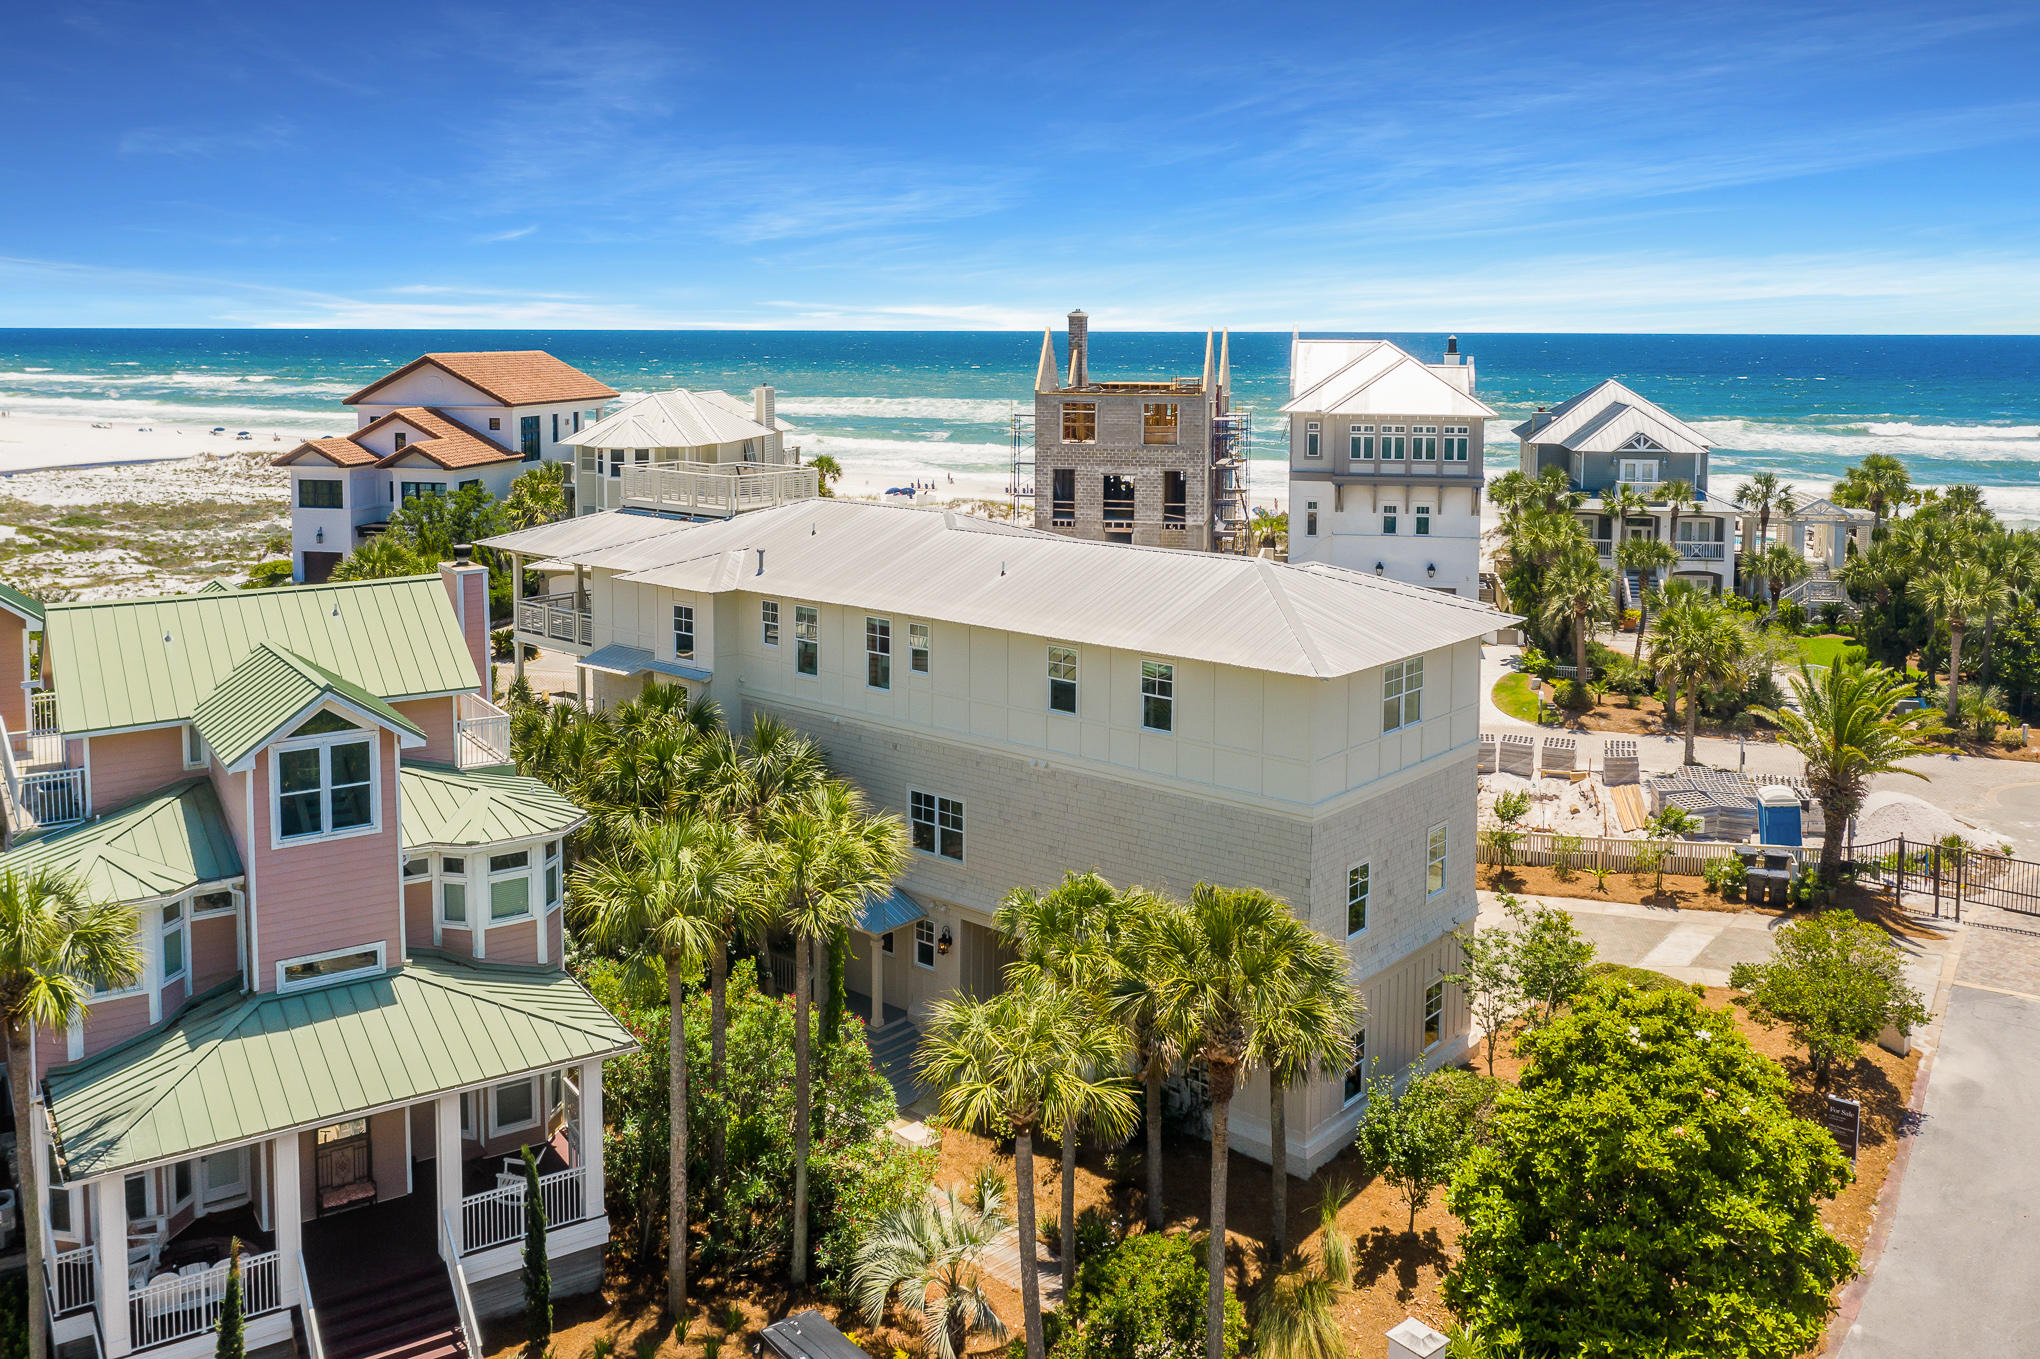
[618,462,819,518]
[2,687,86,836]
[515,591,593,648]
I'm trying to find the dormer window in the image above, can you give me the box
[392,432,408,451]
[274,711,376,842]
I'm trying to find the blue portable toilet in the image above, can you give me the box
[1756,785,1803,846]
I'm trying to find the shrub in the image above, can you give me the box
[1587,962,1689,995]
[1999,727,2027,750]
[1553,679,1593,712]
[1702,855,1747,901]
[1519,647,1558,680]
[1842,644,1869,667]
[1044,1232,1246,1359]
[1730,912,1932,1091]
[1491,790,1533,826]
[1550,832,1584,880]
[2,1277,27,1359]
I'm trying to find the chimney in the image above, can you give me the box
[1443,335,1461,364]
[1531,405,1551,434]
[753,384,777,430]
[439,557,491,689]
[1067,309,1089,389]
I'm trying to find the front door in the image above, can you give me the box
[960,920,1015,1001]
[202,1147,249,1207]
[314,1119,374,1214]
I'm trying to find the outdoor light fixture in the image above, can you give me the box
[1374,562,1385,575]
[1427,563,1436,578]
[314,527,324,544]
[937,927,954,955]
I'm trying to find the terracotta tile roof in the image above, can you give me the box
[345,350,619,407]
[367,408,523,470]
[272,435,376,468]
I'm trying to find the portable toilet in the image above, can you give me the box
[1756,785,1803,846]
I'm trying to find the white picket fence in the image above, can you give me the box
[1478,829,1817,877]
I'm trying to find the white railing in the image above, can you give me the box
[129,1249,281,1351]
[1677,541,1726,560]
[47,1243,97,1316]
[515,592,593,647]
[28,689,62,766]
[455,693,512,769]
[439,1213,484,1359]
[460,1165,589,1254]
[297,1253,326,1359]
[22,767,87,827]
[619,462,819,518]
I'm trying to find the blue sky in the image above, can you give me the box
[5,0,2039,331]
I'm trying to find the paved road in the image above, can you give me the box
[1840,933,2040,1357]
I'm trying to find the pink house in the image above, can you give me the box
[4,565,632,1359]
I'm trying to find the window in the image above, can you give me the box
[1142,402,1179,445]
[1350,424,1374,460]
[1346,864,1370,936]
[1305,499,1319,537]
[1381,425,1407,460]
[492,1078,538,1133]
[1048,645,1078,713]
[574,411,582,433]
[910,790,964,861]
[1382,503,1399,535]
[172,1160,194,1209]
[914,918,937,969]
[125,1174,151,1223]
[551,413,560,444]
[184,723,208,770]
[1343,1029,1368,1104]
[1415,504,1431,536]
[910,623,931,674]
[392,432,408,452]
[275,721,374,841]
[48,1168,71,1234]
[400,481,447,502]
[403,856,430,879]
[672,604,695,660]
[1162,469,1187,526]
[490,850,532,921]
[440,856,467,924]
[545,840,562,909]
[160,901,186,983]
[866,616,892,690]
[1444,426,1470,461]
[1383,656,1424,732]
[488,417,502,431]
[794,605,819,676]
[881,931,895,955]
[1102,474,1135,527]
[520,415,541,461]
[1423,980,1444,1049]
[1305,421,1321,458]
[761,600,780,646]
[1618,458,1659,486]
[459,478,481,492]
[1050,468,1076,525]
[1141,660,1174,732]
[1412,425,1438,461]
[1062,402,1097,443]
[1427,823,1448,895]
[298,479,342,509]
[192,888,236,917]
[278,943,385,992]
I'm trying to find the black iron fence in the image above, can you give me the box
[1848,836,2040,922]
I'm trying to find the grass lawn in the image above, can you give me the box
[1795,634,1853,668]
[1492,672,1546,724]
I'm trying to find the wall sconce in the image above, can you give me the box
[314,526,324,544]
[937,927,954,956]
[1427,563,1436,578]
[1374,562,1385,576]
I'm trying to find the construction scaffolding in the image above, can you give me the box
[1212,410,1252,553]
[1009,408,1035,525]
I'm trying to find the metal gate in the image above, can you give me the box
[1851,836,2040,921]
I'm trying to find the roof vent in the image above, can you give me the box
[755,548,765,575]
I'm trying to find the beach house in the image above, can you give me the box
[275,352,618,584]
[1515,379,1742,600]
[4,567,631,1359]
[484,499,1507,1173]
[1282,336,1498,598]
[1027,312,1252,553]
[563,385,816,517]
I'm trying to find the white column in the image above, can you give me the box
[578,1059,604,1218]
[436,1093,463,1258]
[867,934,885,1030]
[511,552,527,683]
[94,1179,131,1358]
[273,1135,303,1306]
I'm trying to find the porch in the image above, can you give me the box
[1,686,86,836]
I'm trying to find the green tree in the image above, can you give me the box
[1974,528,2040,687]
[1142,884,1350,1359]
[387,481,504,558]
[1055,1231,1246,1359]
[330,531,429,581]
[916,979,1138,1359]
[1352,1062,1473,1234]
[1744,541,1810,618]
[854,1177,1009,1359]
[503,461,571,530]
[1910,560,2002,720]
[214,1241,244,1359]
[1735,471,1797,557]
[520,1145,551,1359]
[1653,478,1697,556]
[1729,913,1931,1091]
[1649,586,1750,764]
[1536,546,1616,699]
[574,817,757,1313]
[1250,935,1360,1261]
[809,454,844,497]
[1446,983,1856,1358]
[1616,537,1679,662]
[1508,896,1596,1025]
[1752,660,1949,881]
[0,868,140,1359]
[1108,891,1186,1232]
[1444,910,1523,1077]
[767,781,908,1286]
[1832,453,1913,537]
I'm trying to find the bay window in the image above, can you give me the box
[489,850,532,921]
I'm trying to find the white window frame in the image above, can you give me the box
[672,604,695,661]
[1427,823,1448,896]
[1619,457,1661,486]
[190,885,240,919]
[488,1076,541,1137]
[1346,863,1370,937]
[487,848,534,923]
[159,899,187,986]
[184,724,209,771]
[1141,660,1174,733]
[1423,980,1445,1050]
[1305,499,1319,537]
[269,721,380,848]
[1412,425,1439,461]
[1383,656,1424,732]
[439,854,469,927]
[90,919,148,1001]
[1382,503,1399,535]
[1304,420,1321,458]
[761,599,780,646]
[866,615,892,691]
[1343,1028,1368,1106]
[544,839,563,911]
[909,622,931,675]
[1415,503,1431,536]
[1381,425,1407,460]
[1047,645,1078,714]
[913,918,937,970]
[909,788,964,862]
[794,605,819,677]
[1444,426,1470,462]
[276,941,386,994]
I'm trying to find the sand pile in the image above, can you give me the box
[1855,790,2002,847]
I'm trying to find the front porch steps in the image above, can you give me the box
[315,1271,468,1359]
[865,1017,924,1110]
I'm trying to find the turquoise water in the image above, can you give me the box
[2,329,2035,510]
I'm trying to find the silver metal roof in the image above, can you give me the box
[1511,379,1710,456]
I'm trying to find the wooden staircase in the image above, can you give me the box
[314,1271,468,1359]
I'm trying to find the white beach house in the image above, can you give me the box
[563,385,815,517]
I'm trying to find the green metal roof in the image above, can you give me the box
[43,575,479,738]
[0,780,241,903]
[46,951,636,1180]
[0,579,44,624]
[400,764,586,850]
[192,643,425,770]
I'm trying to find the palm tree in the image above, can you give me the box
[574,816,757,1313]
[1649,589,1748,764]
[1910,561,2001,720]
[502,461,571,529]
[1735,471,1796,556]
[768,780,908,1286]
[1252,958,1360,1262]
[1654,478,1698,556]
[1744,541,1811,617]
[1143,884,1350,1359]
[1976,530,2040,686]
[916,979,1137,1359]
[1617,537,1680,661]
[809,454,844,497]
[997,872,1132,1292]
[1110,890,1185,1232]
[1833,454,1912,537]
[1,869,141,1359]
[1535,546,1616,697]
[1753,660,1950,880]
[855,1178,1011,1359]
[330,531,426,581]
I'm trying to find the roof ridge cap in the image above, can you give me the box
[1251,558,1330,676]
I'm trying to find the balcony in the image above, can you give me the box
[131,1250,284,1350]
[515,591,593,648]
[1,691,86,836]
[455,693,512,768]
[1677,541,1726,561]
[459,1163,592,1254]
[619,461,818,518]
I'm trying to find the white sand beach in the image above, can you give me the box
[0,409,318,477]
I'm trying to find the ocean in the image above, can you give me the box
[2,329,2037,512]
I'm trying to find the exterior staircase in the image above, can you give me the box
[1782,561,1853,613]
[315,1271,468,1359]
[865,1018,924,1110]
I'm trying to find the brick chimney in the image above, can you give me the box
[440,550,492,690]
[1067,309,1089,389]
